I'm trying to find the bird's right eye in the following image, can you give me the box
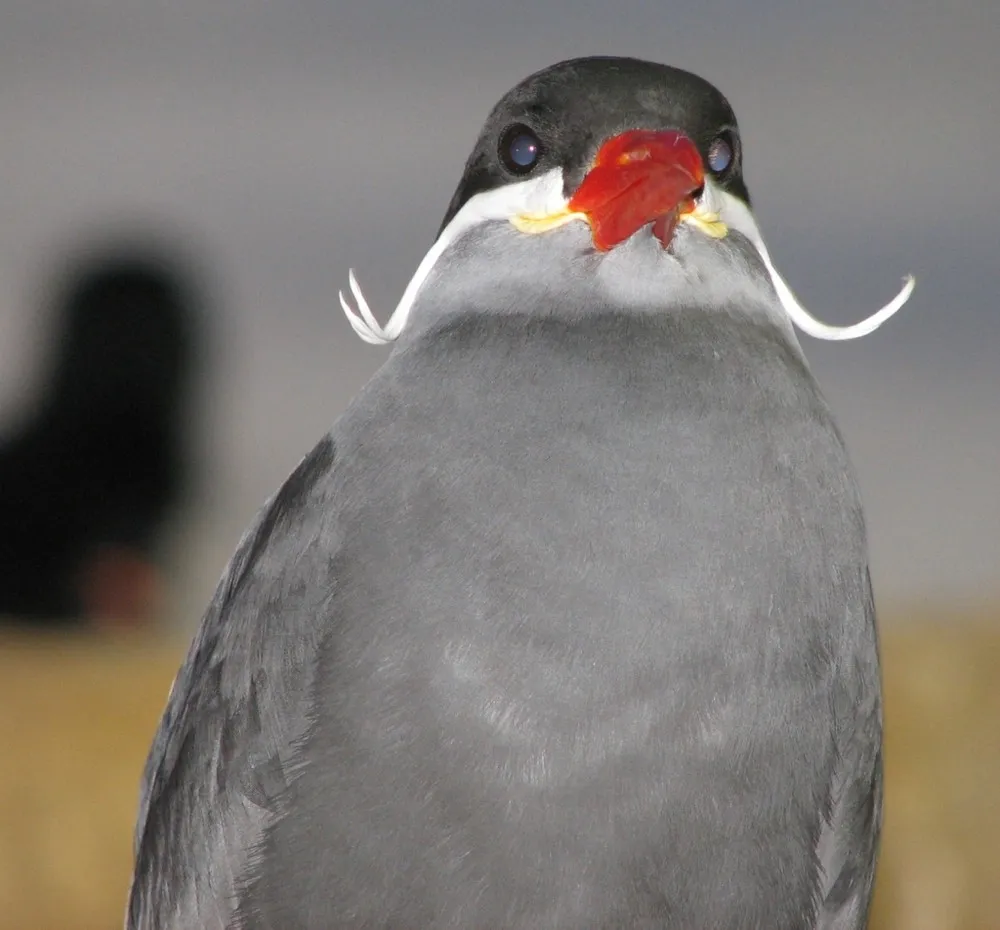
[499,124,543,175]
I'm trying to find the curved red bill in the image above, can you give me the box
[567,129,705,251]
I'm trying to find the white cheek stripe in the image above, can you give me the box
[339,170,567,345]
[339,170,914,345]
[705,180,915,341]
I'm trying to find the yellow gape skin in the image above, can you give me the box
[510,202,728,241]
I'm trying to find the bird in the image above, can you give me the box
[0,250,200,627]
[127,56,912,929]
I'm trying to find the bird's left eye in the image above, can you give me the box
[499,124,543,175]
[707,132,735,177]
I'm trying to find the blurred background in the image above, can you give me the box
[0,1,996,927]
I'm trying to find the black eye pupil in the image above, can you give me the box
[500,124,543,175]
[708,135,734,175]
[510,134,539,167]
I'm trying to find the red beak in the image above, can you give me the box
[567,129,705,251]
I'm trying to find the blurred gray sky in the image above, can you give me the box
[0,0,996,617]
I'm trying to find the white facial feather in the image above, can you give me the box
[338,168,913,345]
[703,179,915,342]
[339,170,567,345]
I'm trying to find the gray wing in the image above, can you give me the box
[127,436,338,930]
[815,574,884,930]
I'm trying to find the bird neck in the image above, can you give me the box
[398,220,800,355]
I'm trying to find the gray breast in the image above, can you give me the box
[225,308,872,928]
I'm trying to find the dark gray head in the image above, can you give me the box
[339,56,913,347]
[441,56,749,232]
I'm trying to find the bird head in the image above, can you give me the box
[340,57,912,346]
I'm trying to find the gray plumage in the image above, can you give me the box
[128,60,883,930]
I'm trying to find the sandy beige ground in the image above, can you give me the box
[1,610,996,930]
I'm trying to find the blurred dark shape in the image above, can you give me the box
[0,248,203,628]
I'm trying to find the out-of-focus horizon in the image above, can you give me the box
[1,0,997,619]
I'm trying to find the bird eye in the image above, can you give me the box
[499,124,543,175]
[707,132,735,177]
